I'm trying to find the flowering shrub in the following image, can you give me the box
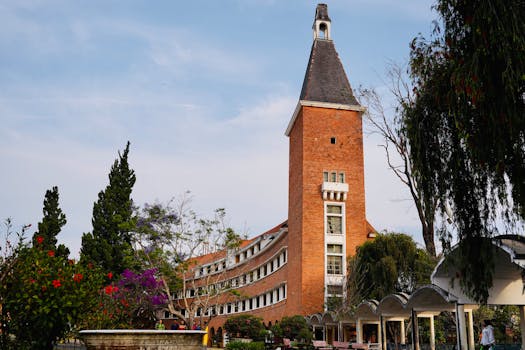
[1,238,105,349]
[83,268,168,329]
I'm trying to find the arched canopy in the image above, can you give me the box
[405,284,461,313]
[337,309,355,322]
[308,314,323,326]
[355,300,380,321]
[322,311,337,324]
[432,235,525,305]
[377,293,410,317]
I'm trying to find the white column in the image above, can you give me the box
[357,319,362,343]
[520,305,525,350]
[381,318,387,350]
[467,310,475,350]
[429,316,435,350]
[456,304,468,350]
[400,320,406,345]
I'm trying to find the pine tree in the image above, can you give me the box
[80,142,136,274]
[32,186,70,258]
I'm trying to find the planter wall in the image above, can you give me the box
[80,329,206,350]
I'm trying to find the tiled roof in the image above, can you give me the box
[299,39,359,106]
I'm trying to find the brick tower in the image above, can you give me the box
[285,3,370,316]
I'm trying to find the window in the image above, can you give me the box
[330,136,336,144]
[327,284,343,295]
[327,244,343,254]
[326,205,343,235]
[339,172,345,183]
[327,255,343,275]
[330,172,337,182]
[323,171,329,182]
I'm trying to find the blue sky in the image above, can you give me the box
[0,0,436,257]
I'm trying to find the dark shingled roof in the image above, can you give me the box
[299,39,359,106]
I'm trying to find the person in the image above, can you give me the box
[155,319,165,330]
[480,320,495,350]
[179,320,187,330]
[170,320,180,330]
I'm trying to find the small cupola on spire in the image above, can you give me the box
[313,3,331,40]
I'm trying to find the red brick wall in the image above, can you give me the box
[287,108,304,316]
[287,105,368,316]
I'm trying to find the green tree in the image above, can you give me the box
[347,232,435,302]
[271,315,312,342]
[404,0,525,302]
[224,314,265,340]
[80,142,136,274]
[1,239,104,349]
[0,219,30,349]
[31,186,69,258]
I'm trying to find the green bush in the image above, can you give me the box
[226,341,265,350]
[271,315,312,342]
[224,315,265,341]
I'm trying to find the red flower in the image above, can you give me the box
[73,273,83,282]
[47,250,55,257]
[52,279,61,288]
[36,236,44,244]
[107,272,113,279]
[41,285,47,292]
[104,285,119,295]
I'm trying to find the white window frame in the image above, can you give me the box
[325,202,344,235]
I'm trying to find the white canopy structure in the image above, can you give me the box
[309,235,525,350]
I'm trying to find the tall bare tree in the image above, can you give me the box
[132,193,244,327]
[357,64,438,257]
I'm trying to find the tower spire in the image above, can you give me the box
[313,3,331,40]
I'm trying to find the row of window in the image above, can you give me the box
[235,242,262,264]
[323,171,345,183]
[197,260,227,277]
[196,240,268,278]
[181,249,288,299]
[215,284,287,315]
[167,284,287,319]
